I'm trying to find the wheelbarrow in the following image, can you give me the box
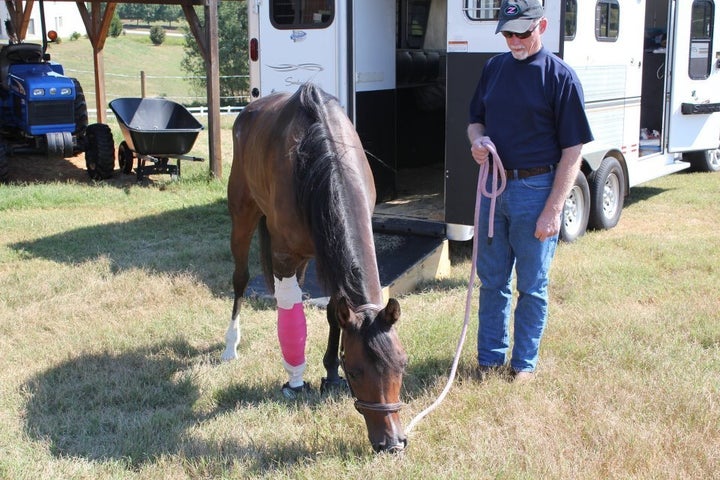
[109,97,204,180]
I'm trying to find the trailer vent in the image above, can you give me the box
[28,100,74,126]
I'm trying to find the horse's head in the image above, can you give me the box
[337,297,408,453]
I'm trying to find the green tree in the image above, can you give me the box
[149,25,166,45]
[117,4,153,26]
[109,13,123,37]
[154,5,182,27]
[181,1,249,106]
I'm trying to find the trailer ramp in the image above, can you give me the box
[245,217,450,307]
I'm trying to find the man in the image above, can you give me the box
[467,0,593,381]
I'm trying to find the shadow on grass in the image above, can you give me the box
[22,339,365,471]
[10,199,242,296]
[623,184,669,208]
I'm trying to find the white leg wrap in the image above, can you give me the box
[274,275,303,309]
[221,316,240,362]
[283,360,307,389]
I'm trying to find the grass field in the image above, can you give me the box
[46,30,201,124]
[1,149,719,479]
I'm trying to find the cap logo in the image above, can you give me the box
[504,5,520,16]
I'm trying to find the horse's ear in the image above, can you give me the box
[336,296,353,330]
[382,298,401,327]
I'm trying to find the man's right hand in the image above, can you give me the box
[471,136,491,165]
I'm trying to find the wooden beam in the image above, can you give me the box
[182,4,207,61]
[4,0,35,40]
[75,2,117,123]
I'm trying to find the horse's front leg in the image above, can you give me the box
[321,297,348,392]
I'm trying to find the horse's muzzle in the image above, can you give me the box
[373,436,407,454]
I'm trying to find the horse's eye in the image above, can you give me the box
[346,368,362,381]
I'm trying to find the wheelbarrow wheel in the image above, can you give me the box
[118,141,134,174]
[85,123,115,180]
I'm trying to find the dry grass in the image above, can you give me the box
[1,168,719,479]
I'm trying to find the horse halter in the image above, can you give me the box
[340,303,406,415]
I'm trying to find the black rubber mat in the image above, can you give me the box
[245,231,444,306]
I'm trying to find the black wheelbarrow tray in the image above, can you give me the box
[109,97,204,180]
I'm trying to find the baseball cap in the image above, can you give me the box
[495,0,545,34]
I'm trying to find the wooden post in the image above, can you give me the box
[140,71,146,98]
[205,0,222,179]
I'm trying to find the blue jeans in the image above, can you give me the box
[476,171,558,373]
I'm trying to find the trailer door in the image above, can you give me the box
[256,1,346,106]
[666,0,720,152]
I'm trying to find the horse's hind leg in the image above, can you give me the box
[222,205,261,362]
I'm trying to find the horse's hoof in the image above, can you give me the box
[281,381,312,400]
[220,349,238,362]
[320,376,349,394]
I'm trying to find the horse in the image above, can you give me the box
[222,83,408,453]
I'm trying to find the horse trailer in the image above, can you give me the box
[246,0,720,243]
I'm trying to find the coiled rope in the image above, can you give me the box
[405,139,506,435]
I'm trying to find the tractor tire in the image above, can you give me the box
[72,78,88,137]
[46,131,74,159]
[84,123,115,180]
[0,142,9,183]
[117,141,134,174]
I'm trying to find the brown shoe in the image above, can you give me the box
[512,371,535,383]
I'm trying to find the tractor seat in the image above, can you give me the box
[0,43,44,89]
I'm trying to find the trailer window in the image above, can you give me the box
[595,0,619,42]
[689,0,715,79]
[270,0,334,29]
[565,0,577,40]
[463,0,502,21]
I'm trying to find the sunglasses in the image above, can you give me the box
[501,21,540,39]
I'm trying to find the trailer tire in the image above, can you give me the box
[560,170,590,242]
[685,147,720,172]
[588,157,625,230]
[85,123,115,180]
[118,141,134,174]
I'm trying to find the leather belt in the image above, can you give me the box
[504,164,555,180]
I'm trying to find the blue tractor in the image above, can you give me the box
[0,21,114,182]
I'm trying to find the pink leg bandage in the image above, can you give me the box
[278,303,307,366]
[275,276,307,368]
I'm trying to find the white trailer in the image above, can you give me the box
[247,0,720,242]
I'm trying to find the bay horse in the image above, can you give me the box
[222,83,408,453]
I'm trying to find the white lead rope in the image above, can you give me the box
[405,139,506,436]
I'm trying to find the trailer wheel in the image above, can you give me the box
[85,123,115,180]
[560,170,590,242]
[685,147,720,172]
[588,157,625,230]
[118,141,134,174]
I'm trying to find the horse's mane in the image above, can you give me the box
[291,84,370,305]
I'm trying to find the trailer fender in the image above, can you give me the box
[581,147,629,195]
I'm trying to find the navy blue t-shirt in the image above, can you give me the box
[468,47,593,170]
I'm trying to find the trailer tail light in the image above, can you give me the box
[250,38,258,62]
